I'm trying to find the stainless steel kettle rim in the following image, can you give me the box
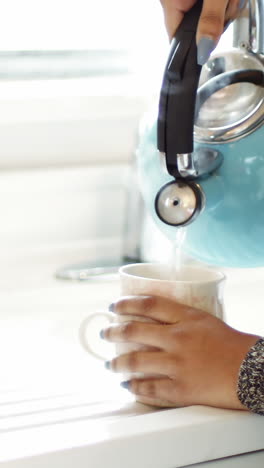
[194,49,264,144]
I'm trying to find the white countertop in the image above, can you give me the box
[0,256,263,468]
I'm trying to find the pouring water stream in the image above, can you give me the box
[170,227,187,279]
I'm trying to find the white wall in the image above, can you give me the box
[0,77,152,168]
[0,75,154,265]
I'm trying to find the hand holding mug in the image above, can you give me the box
[102,294,259,409]
[80,262,260,409]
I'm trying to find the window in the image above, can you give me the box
[0,0,167,80]
[0,2,233,169]
[0,1,232,82]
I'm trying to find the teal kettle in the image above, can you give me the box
[137,0,264,268]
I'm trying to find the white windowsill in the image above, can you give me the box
[0,254,263,468]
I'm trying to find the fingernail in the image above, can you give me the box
[109,303,115,312]
[99,329,105,339]
[239,0,247,9]
[197,37,217,66]
[104,361,111,370]
[120,380,130,390]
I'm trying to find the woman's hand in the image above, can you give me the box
[102,295,260,409]
[159,0,247,65]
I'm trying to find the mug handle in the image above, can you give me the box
[79,311,114,360]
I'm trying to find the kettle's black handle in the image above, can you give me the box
[157,0,203,177]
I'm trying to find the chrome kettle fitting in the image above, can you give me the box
[248,0,264,56]
[155,0,264,227]
[156,0,221,226]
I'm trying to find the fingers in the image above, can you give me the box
[108,350,179,377]
[161,5,184,41]
[125,393,174,408]
[197,0,229,42]
[160,0,196,40]
[225,0,247,24]
[196,0,229,65]
[110,296,193,324]
[122,377,187,407]
[196,0,247,65]
[103,320,172,350]
[225,0,240,21]
[161,1,248,66]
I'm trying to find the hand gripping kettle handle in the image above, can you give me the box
[157,0,203,177]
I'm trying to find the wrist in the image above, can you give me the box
[237,337,264,415]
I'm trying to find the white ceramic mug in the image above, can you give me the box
[79,262,225,362]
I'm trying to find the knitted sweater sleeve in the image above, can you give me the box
[237,338,264,415]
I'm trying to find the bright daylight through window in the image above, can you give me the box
[0,0,167,79]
